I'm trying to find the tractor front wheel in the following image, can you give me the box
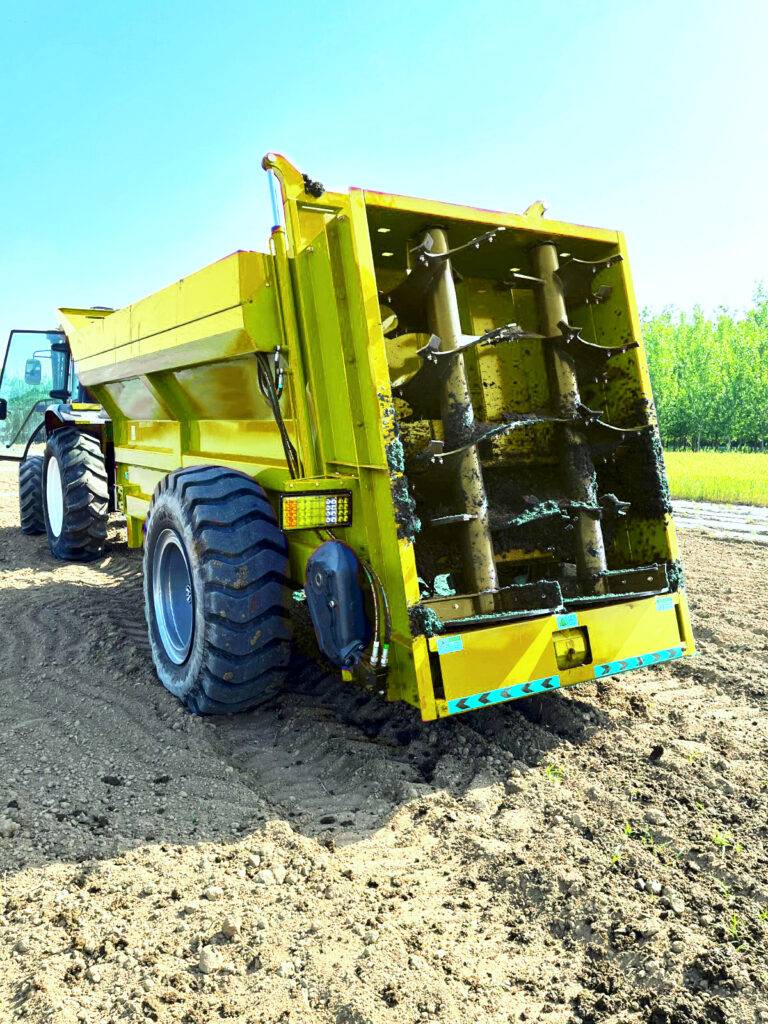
[143,466,292,715]
[42,429,109,561]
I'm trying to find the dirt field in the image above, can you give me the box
[673,501,768,545]
[0,462,766,1024]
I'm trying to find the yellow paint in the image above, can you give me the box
[429,592,692,718]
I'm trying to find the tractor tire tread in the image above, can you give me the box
[143,466,291,714]
[19,456,45,535]
[43,428,108,562]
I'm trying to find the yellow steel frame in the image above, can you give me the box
[58,153,694,720]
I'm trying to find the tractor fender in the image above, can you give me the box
[44,403,115,512]
[45,402,109,434]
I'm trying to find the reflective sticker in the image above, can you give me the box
[593,646,684,679]
[437,634,464,655]
[656,596,674,612]
[556,612,578,629]
[447,674,561,714]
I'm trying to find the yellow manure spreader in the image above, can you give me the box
[0,155,694,718]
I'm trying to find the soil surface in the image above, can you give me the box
[0,461,766,1024]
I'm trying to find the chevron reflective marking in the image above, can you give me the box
[447,674,562,715]
[593,646,684,679]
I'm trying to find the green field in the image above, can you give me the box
[664,450,768,505]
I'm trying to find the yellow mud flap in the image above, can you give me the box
[429,593,691,716]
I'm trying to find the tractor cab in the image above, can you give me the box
[0,330,74,460]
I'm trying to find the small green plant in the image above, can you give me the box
[622,823,674,861]
[711,830,744,856]
[726,913,741,941]
[640,831,656,850]
[757,907,768,923]
[544,763,565,784]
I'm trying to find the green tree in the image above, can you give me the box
[642,288,768,449]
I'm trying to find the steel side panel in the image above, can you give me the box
[430,594,689,703]
[361,190,620,244]
[62,252,280,385]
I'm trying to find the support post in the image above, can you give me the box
[530,241,608,586]
[424,228,498,598]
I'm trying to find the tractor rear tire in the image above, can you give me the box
[143,466,292,715]
[42,429,109,561]
[19,456,45,535]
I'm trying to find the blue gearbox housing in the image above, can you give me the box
[305,541,370,668]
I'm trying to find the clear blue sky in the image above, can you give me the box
[1,0,766,347]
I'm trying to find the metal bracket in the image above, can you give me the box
[580,417,652,461]
[523,200,548,218]
[497,492,631,532]
[421,578,564,625]
[302,173,325,198]
[555,254,623,308]
[380,263,443,332]
[478,322,539,347]
[393,324,541,418]
[381,226,506,331]
[393,317,637,395]
[415,226,507,263]
[599,493,631,519]
[549,320,639,375]
[496,272,544,291]
[429,512,478,527]
[562,563,669,603]
[501,499,600,530]
[415,413,570,464]
[414,406,650,466]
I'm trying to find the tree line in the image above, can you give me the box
[642,287,768,449]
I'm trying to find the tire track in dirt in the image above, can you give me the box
[674,498,768,544]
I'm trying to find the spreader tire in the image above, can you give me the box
[19,456,45,535]
[143,466,292,715]
[42,429,109,561]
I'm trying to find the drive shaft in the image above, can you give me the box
[530,241,608,586]
[424,228,498,598]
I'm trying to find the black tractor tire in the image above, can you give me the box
[42,429,109,561]
[143,466,292,715]
[19,456,45,535]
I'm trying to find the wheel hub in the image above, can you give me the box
[45,456,64,537]
[152,529,195,664]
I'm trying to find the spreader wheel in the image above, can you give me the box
[143,466,292,714]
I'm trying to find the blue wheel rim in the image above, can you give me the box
[152,529,194,664]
